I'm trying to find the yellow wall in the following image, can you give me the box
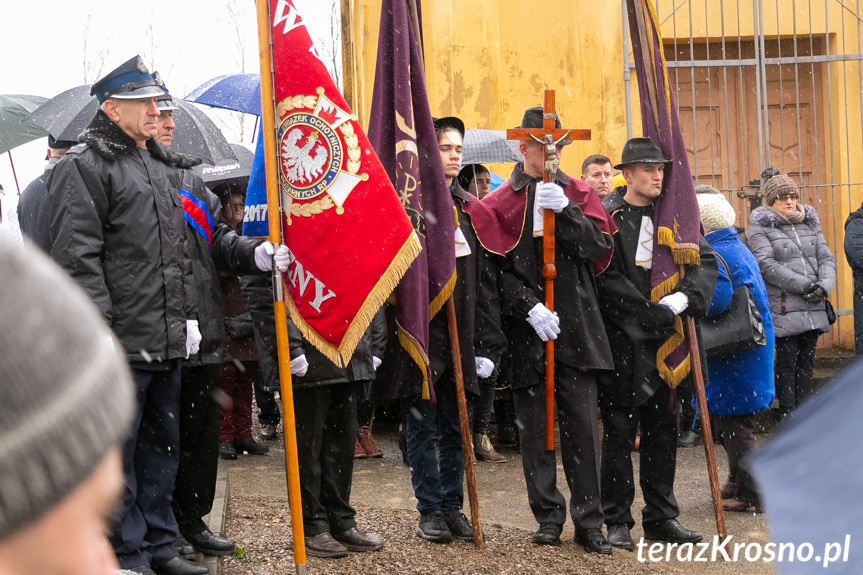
[343,0,863,347]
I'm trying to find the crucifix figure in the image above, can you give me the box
[506,90,591,450]
[528,131,572,185]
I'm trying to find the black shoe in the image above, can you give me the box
[532,522,562,546]
[416,510,453,543]
[575,528,612,555]
[174,537,196,560]
[129,567,157,575]
[305,532,349,558]
[233,437,269,455]
[219,441,237,460]
[643,519,703,543]
[678,429,701,448]
[497,422,518,445]
[152,556,209,575]
[184,528,235,556]
[443,510,473,541]
[332,526,384,552]
[606,524,634,551]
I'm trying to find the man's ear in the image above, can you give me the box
[103,100,121,123]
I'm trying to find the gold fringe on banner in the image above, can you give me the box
[287,231,422,368]
[656,316,691,387]
[397,324,432,400]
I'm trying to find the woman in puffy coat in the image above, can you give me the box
[748,172,836,418]
[697,188,774,513]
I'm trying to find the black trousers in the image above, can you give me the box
[512,365,604,530]
[712,413,760,501]
[775,330,820,414]
[111,368,181,569]
[601,383,679,527]
[172,364,221,535]
[294,381,359,536]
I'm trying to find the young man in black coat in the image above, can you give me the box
[471,107,616,554]
[596,137,717,551]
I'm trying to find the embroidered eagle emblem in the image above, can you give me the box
[281,128,328,185]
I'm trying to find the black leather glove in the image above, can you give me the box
[802,285,827,303]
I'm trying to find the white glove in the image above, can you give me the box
[475,356,494,379]
[273,244,292,272]
[185,319,202,358]
[254,242,274,271]
[526,303,560,342]
[536,182,569,213]
[658,292,689,315]
[373,356,382,371]
[290,354,309,376]
[105,335,115,354]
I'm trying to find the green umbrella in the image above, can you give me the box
[0,94,49,155]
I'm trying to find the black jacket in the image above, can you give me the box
[48,110,198,364]
[372,181,500,400]
[596,190,717,407]
[288,309,385,389]
[18,161,59,254]
[180,170,262,366]
[496,165,615,389]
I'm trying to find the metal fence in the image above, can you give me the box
[623,0,863,346]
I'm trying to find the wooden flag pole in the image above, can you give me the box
[445,297,484,549]
[254,1,307,572]
[678,267,727,539]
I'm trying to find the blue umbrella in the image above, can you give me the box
[185,74,261,116]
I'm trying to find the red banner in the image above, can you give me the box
[268,0,420,366]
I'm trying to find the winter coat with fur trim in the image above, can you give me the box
[748,204,836,338]
[48,110,199,364]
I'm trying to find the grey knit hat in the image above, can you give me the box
[0,232,134,539]
[762,172,799,205]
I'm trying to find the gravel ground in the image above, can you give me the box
[222,495,675,575]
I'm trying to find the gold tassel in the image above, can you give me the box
[650,272,680,302]
[429,270,457,320]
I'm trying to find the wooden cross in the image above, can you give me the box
[506,90,591,451]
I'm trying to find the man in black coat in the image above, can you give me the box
[472,107,616,554]
[287,312,386,558]
[47,56,206,575]
[150,86,283,559]
[596,137,717,551]
[18,135,76,253]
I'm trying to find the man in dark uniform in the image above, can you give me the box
[18,135,77,253]
[48,56,205,575]
[151,80,283,559]
[469,106,616,554]
[597,137,717,551]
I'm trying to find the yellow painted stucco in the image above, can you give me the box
[341,0,863,347]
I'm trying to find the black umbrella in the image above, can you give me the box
[26,85,236,165]
[192,143,253,184]
[748,358,863,573]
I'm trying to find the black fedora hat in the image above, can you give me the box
[614,137,671,170]
[432,116,465,137]
[518,106,572,146]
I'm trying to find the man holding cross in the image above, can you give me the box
[471,106,616,553]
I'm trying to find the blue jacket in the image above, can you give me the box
[704,227,776,415]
